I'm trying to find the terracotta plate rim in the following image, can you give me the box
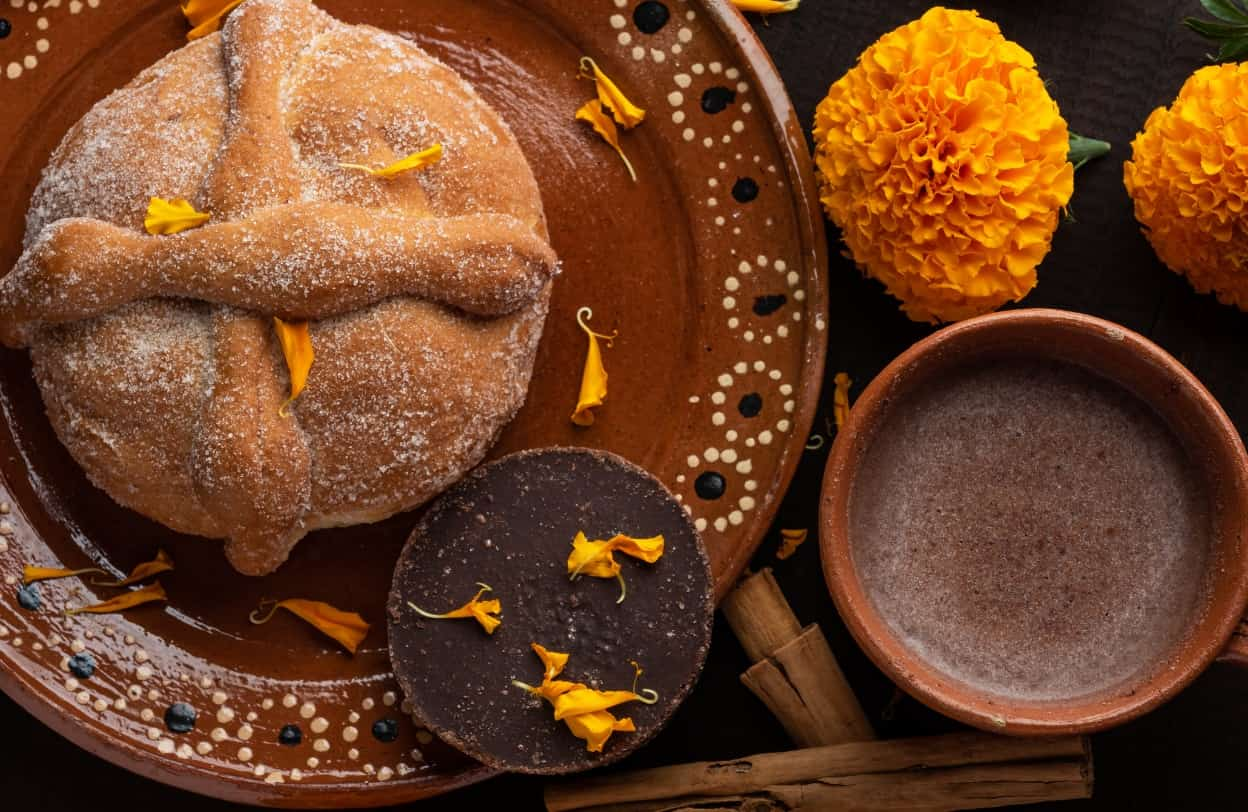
[0,0,828,806]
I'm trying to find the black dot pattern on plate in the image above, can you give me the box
[738,393,763,418]
[732,177,759,203]
[0,19,11,39]
[701,86,736,114]
[164,703,197,734]
[16,584,40,611]
[694,471,726,500]
[633,1,669,33]
[278,724,303,746]
[372,718,399,742]
[753,294,787,316]
[68,653,96,679]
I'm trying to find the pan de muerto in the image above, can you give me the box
[0,0,558,574]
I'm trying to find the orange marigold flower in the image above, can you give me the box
[812,7,1074,323]
[1124,62,1248,312]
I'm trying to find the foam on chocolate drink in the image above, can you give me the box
[387,448,713,775]
[849,358,1214,702]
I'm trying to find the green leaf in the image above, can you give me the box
[1200,0,1248,23]
[1183,16,1248,39]
[1218,35,1248,60]
[1068,132,1111,171]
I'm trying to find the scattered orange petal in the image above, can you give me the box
[181,0,245,40]
[407,583,502,635]
[251,598,370,654]
[571,307,618,427]
[833,372,852,429]
[776,528,808,560]
[273,317,314,416]
[575,101,637,182]
[66,582,168,616]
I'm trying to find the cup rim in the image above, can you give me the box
[818,308,1248,735]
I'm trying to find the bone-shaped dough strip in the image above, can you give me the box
[0,203,558,347]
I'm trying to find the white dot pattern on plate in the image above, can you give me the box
[0,0,821,797]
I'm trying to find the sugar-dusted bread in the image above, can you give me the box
[0,0,557,574]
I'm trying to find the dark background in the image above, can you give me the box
[5,0,1248,808]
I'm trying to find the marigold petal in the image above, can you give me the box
[552,688,643,720]
[776,528,808,561]
[66,582,168,615]
[832,372,853,429]
[604,534,665,564]
[579,57,646,129]
[273,317,314,416]
[563,710,633,753]
[251,598,369,654]
[530,643,570,682]
[181,0,245,41]
[575,101,637,182]
[144,197,210,235]
[730,0,800,13]
[567,532,620,578]
[23,565,105,585]
[570,307,617,426]
[338,144,443,179]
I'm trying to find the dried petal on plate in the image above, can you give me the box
[776,528,808,560]
[65,582,169,616]
[570,307,619,427]
[408,582,502,634]
[23,565,105,585]
[730,0,800,14]
[273,317,314,417]
[338,143,444,179]
[578,57,646,129]
[250,598,370,654]
[567,531,664,603]
[575,101,637,182]
[144,197,210,235]
[92,549,174,587]
[181,0,245,40]
[833,372,852,429]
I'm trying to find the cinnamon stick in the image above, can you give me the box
[721,568,872,745]
[721,568,803,663]
[544,731,1093,812]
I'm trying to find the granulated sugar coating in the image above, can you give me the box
[850,358,1214,702]
[387,448,714,775]
[0,0,558,574]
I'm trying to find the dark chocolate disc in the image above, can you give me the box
[387,448,713,775]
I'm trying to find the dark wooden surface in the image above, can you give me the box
[5,0,1248,808]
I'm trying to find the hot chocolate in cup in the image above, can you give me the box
[820,309,1248,735]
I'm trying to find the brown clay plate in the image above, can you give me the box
[0,0,827,806]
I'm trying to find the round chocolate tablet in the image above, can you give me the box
[387,448,714,775]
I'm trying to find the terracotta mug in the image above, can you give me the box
[819,308,1248,735]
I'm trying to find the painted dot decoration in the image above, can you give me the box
[701,86,736,114]
[164,703,197,734]
[0,18,10,38]
[632,0,669,34]
[732,177,759,203]
[753,294,787,316]
[372,718,400,743]
[738,393,763,418]
[694,471,727,500]
[0,2,816,796]
[68,652,95,678]
[16,584,39,611]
